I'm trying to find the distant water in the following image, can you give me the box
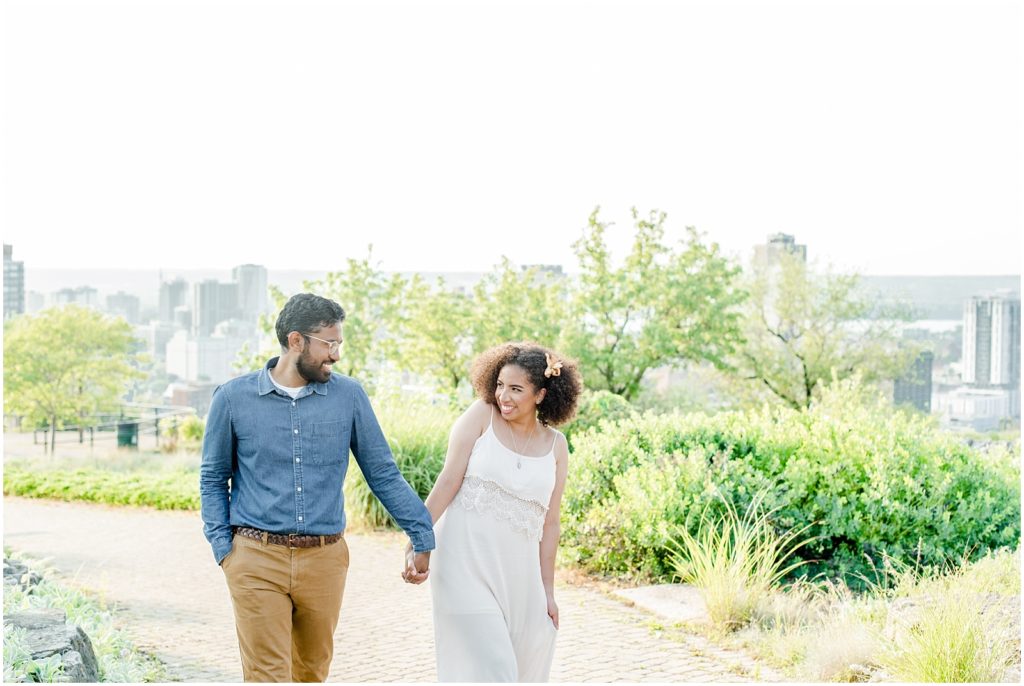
[904,319,962,333]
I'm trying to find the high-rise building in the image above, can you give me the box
[193,280,240,336]
[159,278,189,323]
[232,264,269,322]
[106,291,141,324]
[962,293,1020,389]
[4,244,25,319]
[52,286,100,308]
[753,233,807,270]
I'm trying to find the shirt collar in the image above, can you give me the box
[258,357,328,397]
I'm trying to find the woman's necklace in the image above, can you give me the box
[505,417,537,469]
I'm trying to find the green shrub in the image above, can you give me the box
[562,376,1021,585]
[3,465,199,510]
[562,389,636,449]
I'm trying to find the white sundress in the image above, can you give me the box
[431,409,559,682]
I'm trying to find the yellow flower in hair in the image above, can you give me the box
[544,353,563,378]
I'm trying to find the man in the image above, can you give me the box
[200,293,433,682]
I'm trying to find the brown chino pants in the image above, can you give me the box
[221,533,350,682]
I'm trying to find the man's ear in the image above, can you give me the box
[286,331,306,352]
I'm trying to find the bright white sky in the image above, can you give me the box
[3,0,1021,275]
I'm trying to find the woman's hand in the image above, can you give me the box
[402,543,430,585]
[546,593,559,629]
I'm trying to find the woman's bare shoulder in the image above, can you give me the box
[456,399,492,435]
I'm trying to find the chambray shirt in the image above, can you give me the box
[199,357,435,564]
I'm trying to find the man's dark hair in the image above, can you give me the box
[275,294,346,348]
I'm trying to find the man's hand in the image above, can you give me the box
[402,545,430,585]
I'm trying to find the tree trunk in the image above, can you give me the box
[50,415,57,455]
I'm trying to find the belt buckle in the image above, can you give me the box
[287,533,300,548]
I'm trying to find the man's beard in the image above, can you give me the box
[296,349,331,384]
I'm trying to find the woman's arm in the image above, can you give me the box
[539,431,569,628]
[423,399,490,524]
[403,400,489,583]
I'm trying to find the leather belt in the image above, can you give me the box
[233,526,342,548]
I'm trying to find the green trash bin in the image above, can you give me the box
[116,422,138,448]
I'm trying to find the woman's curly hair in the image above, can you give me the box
[470,341,583,426]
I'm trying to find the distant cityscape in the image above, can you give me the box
[3,238,1020,431]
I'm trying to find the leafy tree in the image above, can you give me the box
[469,257,569,352]
[564,206,746,400]
[734,252,919,409]
[395,276,475,402]
[3,306,146,454]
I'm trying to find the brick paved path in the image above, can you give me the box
[4,497,782,682]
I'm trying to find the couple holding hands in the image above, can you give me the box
[200,293,582,683]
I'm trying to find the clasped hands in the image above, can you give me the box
[402,542,430,585]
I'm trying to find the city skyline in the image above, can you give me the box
[4,0,1021,277]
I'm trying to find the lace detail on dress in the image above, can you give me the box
[453,475,549,542]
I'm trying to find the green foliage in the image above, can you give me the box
[667,489,814,630]
[3,306,146,454]
[3,465,199,510]
[469,258,569,352]
[562,375,1021,585]
[394,276,475,401]
[733,253,920,409]
[562,389,636,449]
[303,246,407,387]
[158,414,205,453]
[563,206,746,400]
[3,552,167,682]
[344,396,457,528]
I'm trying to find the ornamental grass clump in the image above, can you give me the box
[879,591,1012,682]
[667,489,814,631]
[876,549,1019,683]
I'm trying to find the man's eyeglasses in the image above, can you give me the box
[302,333,344,355]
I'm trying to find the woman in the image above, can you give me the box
[407,341,582,682]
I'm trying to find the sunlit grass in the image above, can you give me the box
[667,489,814,631]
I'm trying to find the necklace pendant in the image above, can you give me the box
[517,458,522,469]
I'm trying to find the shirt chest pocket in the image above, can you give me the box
[310,420,351,466]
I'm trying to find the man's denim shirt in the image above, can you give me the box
[199,357,435,564]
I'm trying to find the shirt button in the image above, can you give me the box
[293,429,298,434]
[296,458,301,463]
[297,487,302,492]
[298,516,303,521]
[291,401,296,407]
